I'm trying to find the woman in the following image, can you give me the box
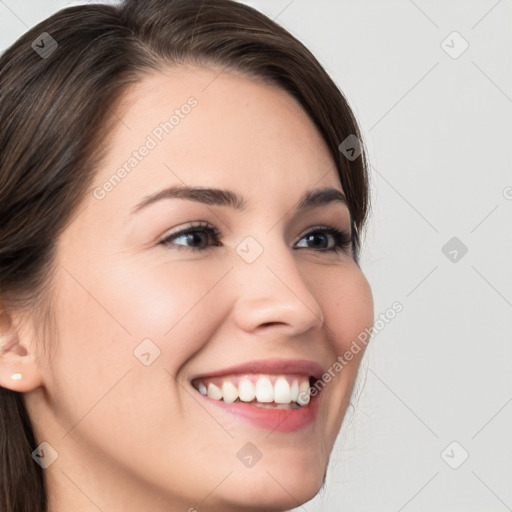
[0,0,374,510]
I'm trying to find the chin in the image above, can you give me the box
[211,456,326,512]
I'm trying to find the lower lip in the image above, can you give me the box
[193,387,321,433]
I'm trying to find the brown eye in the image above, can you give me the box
[296,227,352,254]
[159,222,222,251]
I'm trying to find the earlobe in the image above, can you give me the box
[0,306,45,393]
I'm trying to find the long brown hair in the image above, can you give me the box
[0,0,370,509]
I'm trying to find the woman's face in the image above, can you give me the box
[24,66,373,511]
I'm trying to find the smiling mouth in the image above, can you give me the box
[191,373,319,410]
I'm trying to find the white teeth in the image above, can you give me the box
[274,377,291,404]
[196,374,313,406]
[207,383,223,400]
[290,380,299,402]
[297,380,311,405]
[198,382,207,396]
[238,377,256,402]
[221,381,239,403]
[255,376,274,402]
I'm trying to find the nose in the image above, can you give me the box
[230,237,325,337]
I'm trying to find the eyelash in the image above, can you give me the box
[159,221,352,255]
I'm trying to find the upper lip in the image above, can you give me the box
[190,358,324,381]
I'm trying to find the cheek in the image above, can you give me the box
[315,264,373,399]
[49,257,229,382]
[45,258,232,454]
[318,263,374,353]
[93,257,233,370]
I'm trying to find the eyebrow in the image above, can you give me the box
[131,185,350,216]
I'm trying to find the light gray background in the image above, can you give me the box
[1,1,511,511]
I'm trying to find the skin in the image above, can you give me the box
[0,65,373,512]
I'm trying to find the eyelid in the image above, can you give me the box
[158,221,217,242]
[158,222,349,242]
[296,224,349,239]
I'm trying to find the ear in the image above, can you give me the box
[0,305,45,392]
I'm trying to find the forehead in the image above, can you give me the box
[90,65,341,211]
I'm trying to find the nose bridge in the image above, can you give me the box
[231,233,324,334]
